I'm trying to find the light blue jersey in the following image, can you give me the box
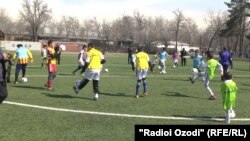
[16,47,29,58]
[191,55,203,68]
[158,51,168,61]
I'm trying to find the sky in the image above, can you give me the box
[0,0,230,29]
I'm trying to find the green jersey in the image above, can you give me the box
[221,80,238,110]
[207,59,219,79]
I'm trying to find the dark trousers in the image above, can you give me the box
[6,64,12,83]
[56,54,61,64]
[0,81,8,103]
[128,54,132,64]
[72,66,84,74]
[181,58,186,66]
[15,64,27,82]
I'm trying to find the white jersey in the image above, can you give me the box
[78,50,87,66]
[42,48,47,58]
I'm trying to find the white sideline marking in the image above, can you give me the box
[3,101,250,122]
[9,74,250,78]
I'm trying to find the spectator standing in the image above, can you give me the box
[128,46,133,64]
[0,48,10,103]
[229,48,233,69]
[54,43,62,65]
[180,48,187,66]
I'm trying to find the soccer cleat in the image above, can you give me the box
[189,77,194,84]
[94,93,99,100]
[230,110,236,118]
[225,113,231,124]
[73,86,79,94]
[225,117,230,124]
[135,95,139,98]
[47,87,55,91]
[143,92,148,96]
[14,81,18,84]
[208,96,216,100]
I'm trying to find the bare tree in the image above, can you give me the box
[0,8,15,33]
[121,15,134,42]
[61,16,80,41]
[102,20,112,50]
[46,20,57,34]
[205,11,227,50]
[92,17,101,38]
[20,0,51,41]
[154,16,170,46]
[134,10,144,44]
[181,18,199,46]
[173,9,185,50]
[83,18,95,40]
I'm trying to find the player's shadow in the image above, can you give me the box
[12,85,45,90]
[241,83,250,86]
[41,93,94,101]
[234,76,250,80]
[58,73,74,76]
[100,92,132,97]
[163,78,189,82]
[172,115,224,123]
[162,91,206,100]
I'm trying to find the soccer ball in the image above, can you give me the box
[59,44,66,51]
[104,68,109,72]
[21,77,28,83]
[192,68,199,75]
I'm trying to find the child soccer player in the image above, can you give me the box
[158,47,169,74]
[72,44,88,75]
[202,53,223,100]
[150,54,157,73]
[172,50,179,68]
[45,40,57,91]
[132,47,152,98]
[221,72,238,124]
[41,43,47,68]
[189,49,204,83]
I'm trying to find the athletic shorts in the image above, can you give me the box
[136,69,148,80]
[84,69,101,80]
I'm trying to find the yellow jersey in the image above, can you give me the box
[135,52,150,70]
[13,47,33,64]
[47,46,56,65]
[86,48,104,69]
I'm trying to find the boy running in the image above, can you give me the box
[72,44,88,75]
[73,43,106,100]
[202,53,223,100]
[189,49,205,83]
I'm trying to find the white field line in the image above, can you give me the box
[9,74,250,78]
[3,101,250,122]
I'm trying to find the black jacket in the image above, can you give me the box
[0,48,6,81]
